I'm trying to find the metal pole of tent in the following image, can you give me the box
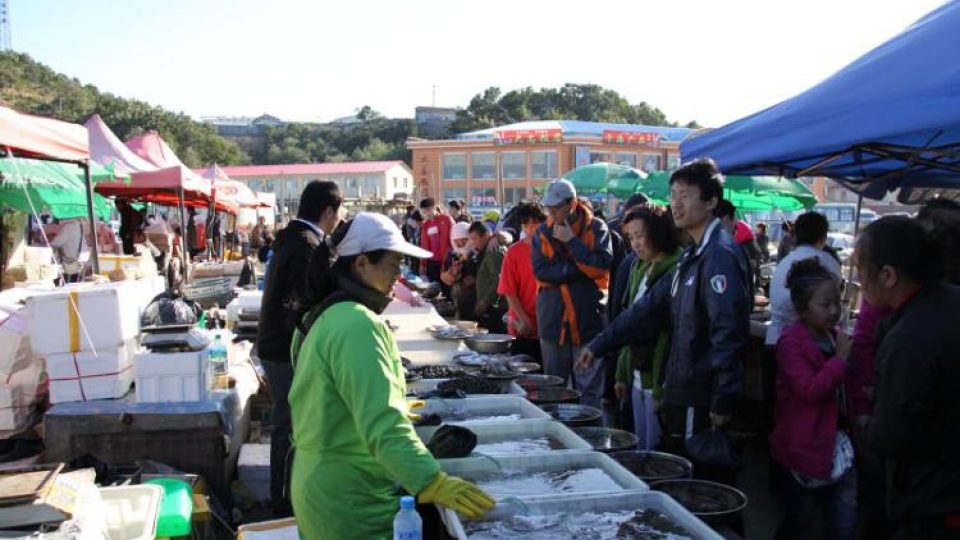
[82,161,101,275]
[178,187,189,284]
[847,194,863,285]
[497,152,505,215]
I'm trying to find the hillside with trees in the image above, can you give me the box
[1,52,697,168]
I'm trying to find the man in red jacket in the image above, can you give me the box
[419,197,455,295]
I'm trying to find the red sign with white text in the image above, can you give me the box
[602,130,661,147]
[494,128,563,145]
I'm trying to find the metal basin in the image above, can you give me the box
[525,387,582,405]
[540,404,603,427]
[516,374,564,390]
[572,427,639,453]
[650,479,748,526]
[464,333,515,354]
[610,450,693,482]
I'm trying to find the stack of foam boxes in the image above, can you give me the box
[0,301,45,431]
[26,282,141,403]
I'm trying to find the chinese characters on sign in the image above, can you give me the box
[494,128,563,145]
[601,130,661,147]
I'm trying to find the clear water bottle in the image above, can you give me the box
[208,333,228,390]
[393,495,422,540]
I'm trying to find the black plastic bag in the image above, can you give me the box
[685,428,742,470]
[426,425,477,459]
[140,291,202,328]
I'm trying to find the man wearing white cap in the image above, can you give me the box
[287,212,495,539]
[532,178,613,410]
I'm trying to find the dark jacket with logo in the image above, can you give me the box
[587,219,749,415]
[257,220,322,363]
[866,284,960,521]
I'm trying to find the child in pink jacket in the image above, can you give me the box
[770,258,856,540]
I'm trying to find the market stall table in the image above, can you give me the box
[382,299,464,367]
[42,358,259,501]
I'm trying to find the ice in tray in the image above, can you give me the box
[463,508,695,539]
[474,468,621,497]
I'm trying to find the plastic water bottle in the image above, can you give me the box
[208,333,228,390]
[393,495,422,540]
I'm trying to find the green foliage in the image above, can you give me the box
[0,51,249,167]
[251,119,414,165]
[450,83,685,133]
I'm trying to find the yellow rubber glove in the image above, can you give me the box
[418,471,496,518]
[406,399,426,422]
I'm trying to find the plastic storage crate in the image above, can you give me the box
[415,396,551,423]
[441,489,722,539]
[437,450,648,498]
[416,419,592,455]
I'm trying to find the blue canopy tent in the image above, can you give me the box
[681,0,960,204]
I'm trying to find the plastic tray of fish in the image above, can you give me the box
[416,396,551,424]
[441,490,722,539]
[416,420,592,456]
[407,378,526,397]
[438,450,648,499]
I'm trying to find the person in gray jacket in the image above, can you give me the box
[576,158,749,488]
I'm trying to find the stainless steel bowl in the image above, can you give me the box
[464,333,515,354]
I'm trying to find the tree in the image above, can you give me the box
[356,105,383,122]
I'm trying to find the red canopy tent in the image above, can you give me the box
[1,106,102,272]
[199,163,261,210]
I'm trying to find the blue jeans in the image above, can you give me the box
[260,358,294,517]
[775,462,857,540]
[540,340,604,411]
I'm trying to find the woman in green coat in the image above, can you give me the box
[288,213,494,540]
[616,206,681,450]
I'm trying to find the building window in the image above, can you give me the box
[285,179,300,200]
[393,176,398,188]
[667,155,681,170]
[247,180,262,192]
[504,187,527,205]
[501,152,526,179]
[616,153,638,168]
[442,188,467,203]
[642,154,661,172]
[442,153,467,180]
[403,177,409,188]
[590,151,613,164]
[531,151,558,179]
[470,188,497,207]
[471,153,496,179]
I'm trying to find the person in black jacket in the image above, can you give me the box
[576,159,749,496]
[256,180,344,517]
[857,217,960,539]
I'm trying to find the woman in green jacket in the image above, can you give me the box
[616,206,681,450]
[288,213,494,540]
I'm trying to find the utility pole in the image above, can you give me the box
[0,0,11,51]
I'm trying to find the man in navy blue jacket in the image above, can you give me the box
[577,159,749,484]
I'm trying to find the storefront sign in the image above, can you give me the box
[494,128,563,145]
[602,130,661,147]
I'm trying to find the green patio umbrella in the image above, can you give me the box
[562,162,644,196]
[0,158,122,220]
[635,172,818,212]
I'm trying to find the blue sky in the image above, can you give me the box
[8,0,946,127]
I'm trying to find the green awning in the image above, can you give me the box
[0,158,121,220]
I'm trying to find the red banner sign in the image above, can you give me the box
[494,128,563,145]
[602,130,661,147]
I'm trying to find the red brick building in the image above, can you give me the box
[407,120,692,208]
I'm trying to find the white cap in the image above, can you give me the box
[337,213,433,259]
[450,221,470,246]
[541,178,577,207]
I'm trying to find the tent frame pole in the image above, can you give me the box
[178,187,189,284]
[82,160,101,275]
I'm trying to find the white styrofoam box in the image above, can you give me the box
[416,420,592,454]
[437,450,648,499]
[134,349,208,403]
[99,484,163,540]
[415,396,551,423]
[0,304,32,376]
[237,290,262,314]
[23,246,54,266]
[47,340,135,403]
[27,282,141,355]
[238,443,270,502]
[100,252,156,278]
[441,490,722,540]
[0,360,44,431]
